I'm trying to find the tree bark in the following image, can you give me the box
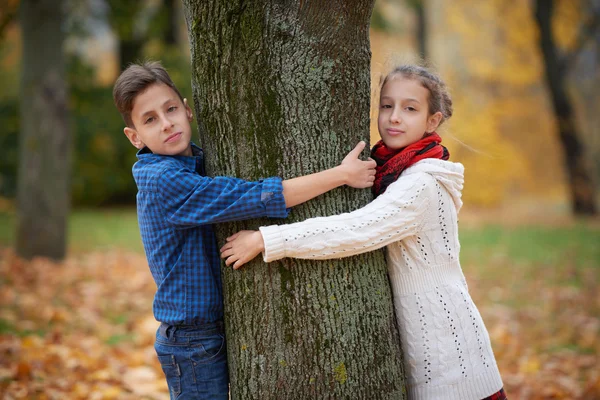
[535,0,598,215]
[182,1,406,399]
[16,0,71,260]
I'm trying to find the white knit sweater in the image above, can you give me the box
[259,159,503,400]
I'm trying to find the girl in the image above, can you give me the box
[220,65,506,400]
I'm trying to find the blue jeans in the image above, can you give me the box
[155,321,229,399]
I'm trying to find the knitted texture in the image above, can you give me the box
[259,159,503,399]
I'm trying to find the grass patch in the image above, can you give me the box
[1,209,598,265]
[459,222,599,278]
[0,208,143,253]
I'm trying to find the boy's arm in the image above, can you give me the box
[281,141,376,208]
[157,141,375,227]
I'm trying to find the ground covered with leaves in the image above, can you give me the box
[0,220,598,399]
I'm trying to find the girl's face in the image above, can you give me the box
[377,77,442,150]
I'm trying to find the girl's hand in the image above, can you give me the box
[220,230,265,270]
[339,141,377,189]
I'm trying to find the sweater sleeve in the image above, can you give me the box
[259,173,435,262]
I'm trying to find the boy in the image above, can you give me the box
[112,61,376,399]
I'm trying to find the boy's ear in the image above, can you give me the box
[184,98,193,121]
[124,127,145,149]
[426,111,443,133]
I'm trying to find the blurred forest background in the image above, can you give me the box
[0,0,599,399]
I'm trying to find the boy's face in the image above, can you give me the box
[124,83,194,157]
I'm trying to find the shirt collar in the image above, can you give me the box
[136,143,204,172]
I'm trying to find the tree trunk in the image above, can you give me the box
[16,0,71,260]
[119,38,144,71]
[414,0,427,60]
[182,1,406,399]
[107,0,145,70]
[162,0,178,46]
[535,0,598,215]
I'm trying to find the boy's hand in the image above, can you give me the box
[339,141,377,188]
[220,230,265,270]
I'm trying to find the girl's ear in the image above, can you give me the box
[124,127,145,149]
[184,98,193,121]
[426,111,443,133]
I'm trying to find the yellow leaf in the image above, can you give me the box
[519,357,540,374]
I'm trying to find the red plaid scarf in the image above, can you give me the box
[483,388,507,400]
[370,132,449,196]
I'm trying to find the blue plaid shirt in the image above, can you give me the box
[133,144,288,325]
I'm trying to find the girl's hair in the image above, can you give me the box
[382,65,453,126]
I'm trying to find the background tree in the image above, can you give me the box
[182,0,406,398]
[535,0,598,215]
[105,0,146,70]
[408,0,427,60]
[16,0,71,259]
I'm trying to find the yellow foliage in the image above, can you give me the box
[446,96,531,207]
[553,0,585,50]
[369,0,580,208]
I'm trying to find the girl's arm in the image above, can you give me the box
[221,173,435,269]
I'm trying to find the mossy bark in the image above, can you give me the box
[182,1,406,398]
[16,0,71,260]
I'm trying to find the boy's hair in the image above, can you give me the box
[113,61,184,128]
[382,65,453,126]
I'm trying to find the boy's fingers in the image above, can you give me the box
[348,141,366,158]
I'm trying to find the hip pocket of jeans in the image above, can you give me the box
[157,354,182,397]
[189,333,226,365]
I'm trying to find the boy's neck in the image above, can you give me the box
[141,143,195,157]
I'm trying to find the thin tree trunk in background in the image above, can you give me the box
[119,39,143,71]
[162,0,177,46]
[107,0,145,70]
[17,0,71,259]
[182,1,406,398]
[415,0,427,60]
[535,0,598,215]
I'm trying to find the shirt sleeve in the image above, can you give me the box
[259,173,435,262]
[156,166,289,227]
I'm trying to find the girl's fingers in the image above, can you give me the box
[220,248,234,259]
[225,253,240,266]
[226,232,240,241]
[233,258,246,270]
